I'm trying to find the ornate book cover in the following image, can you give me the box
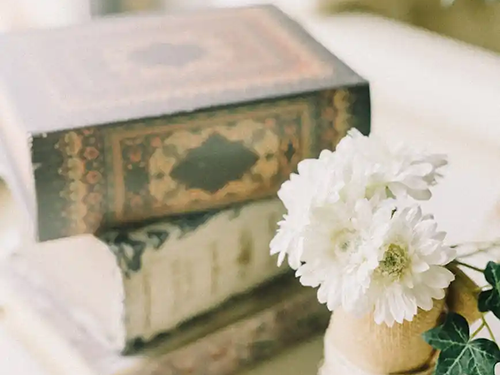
[0,4,370,241]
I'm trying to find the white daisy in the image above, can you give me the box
[270,130,446,300]
[270,148,370,269]
[358,204,455,326]
[296,201,454,326]
[296,198,392,313]
[336,129,447,201]
[270,155,329,269]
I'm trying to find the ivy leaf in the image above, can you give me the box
[423,313,500,375]
[478,261,500,319]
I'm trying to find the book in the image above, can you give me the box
[11,198,289,352]
[0,4,370,241]
[0,268,329,375]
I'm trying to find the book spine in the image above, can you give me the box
[31,85,370,241]
[124,286,330,375]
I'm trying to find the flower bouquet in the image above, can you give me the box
[270,129,500,375]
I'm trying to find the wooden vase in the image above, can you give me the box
[324,298,444,374]
[319,266,481,374]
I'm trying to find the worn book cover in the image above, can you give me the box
[0,4,370,241]
[14,198,289,351]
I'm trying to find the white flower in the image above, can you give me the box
[301,202,455,326]
[270,129,452,326]
[270,129,446,270]
[271,148,370,269]
[270,155,329,269]
[365,204,455,326]
[336,129,447,201]
[296,198,388,312]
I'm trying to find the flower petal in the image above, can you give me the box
[412,285,435,311]
[374,297,390,325]
[326,280,342,311]
[407,188,432,200]
[411,256,430,273]
[388,289,406,324]
[422,266,455,288]
[401,292,418,321]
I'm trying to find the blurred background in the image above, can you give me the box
[1,0,499,248]
[1,0,500,374]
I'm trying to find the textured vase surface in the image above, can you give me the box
[323,297,445,374]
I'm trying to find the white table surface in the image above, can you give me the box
[0,325,51,375]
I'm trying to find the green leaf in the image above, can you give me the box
[478,261,500,319]
[423,311,469,349]
[423,313,500,375]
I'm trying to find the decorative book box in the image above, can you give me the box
[0,4,370,242]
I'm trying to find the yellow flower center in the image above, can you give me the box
[378,243,409,280]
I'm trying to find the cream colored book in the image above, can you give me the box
[10,197,288,352]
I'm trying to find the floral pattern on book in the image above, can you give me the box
[108,100,312,224]
[33,87,367,241]
[56,128,106,238]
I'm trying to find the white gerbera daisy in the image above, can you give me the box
[360,204,455,326]
[270,129,450,319]
[296,198,391,312]
[270,155,330,269]
[296,200,454,326]
[337,129,447,201]
[271,148,370,269]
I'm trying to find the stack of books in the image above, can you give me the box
[0,4,370,374]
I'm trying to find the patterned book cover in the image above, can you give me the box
[0,5,370,241]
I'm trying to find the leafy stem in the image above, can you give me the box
[469,315,495,342]
[482,314,496,343]
[423,313,500,375]
[422,261,500,374]
[481,314,497,342]
[478,262,500,321]
[452,260,485,273]
[471,321,486,339]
